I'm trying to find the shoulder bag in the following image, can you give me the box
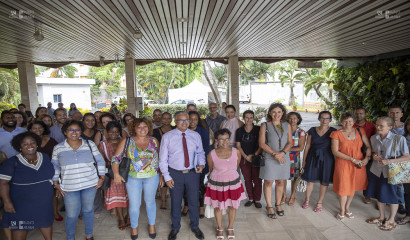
[251,122,267,167]
[356,128,367,159]
[295,168,307,192]
[85,140,112,190]
[387,135,410,185]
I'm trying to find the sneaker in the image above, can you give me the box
[244,200,254,207]
[254,202,262,208]
[398,204,406,215]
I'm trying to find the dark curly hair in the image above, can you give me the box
[100,112,116,125]
[11,132,41,152]
[83,113,97,130]
[28,120,50,135]
[287,112,303,125]
[340,111,355,123]
[214,128,231,140]
[318,110,332,120]
[35,107,47,118]
[106,121,123,137]
[61,120,84,136]
[266,102,287,122]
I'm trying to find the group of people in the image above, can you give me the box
[0,101,409,240]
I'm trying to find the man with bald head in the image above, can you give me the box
[205,102,226,134]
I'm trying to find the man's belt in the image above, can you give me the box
[169,167,194,174]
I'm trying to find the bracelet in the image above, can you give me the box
[280,150,286,154]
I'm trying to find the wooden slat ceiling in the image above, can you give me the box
[0,0,409,68]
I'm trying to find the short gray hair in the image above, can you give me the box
[174,111,188,119]
[377,116,394,127]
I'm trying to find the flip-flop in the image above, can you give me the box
[397,218,410,225]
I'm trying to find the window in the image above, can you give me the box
[53,94,62,103]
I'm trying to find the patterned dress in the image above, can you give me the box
[204,148,246,209]
[289,128,306,180]
[99,140,128,210]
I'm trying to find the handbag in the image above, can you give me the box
[108,137,132,182]
[387,135,410,184]
[251,122,268,167]
[85,140,110,190]
[295,168,307,192]
[204,204,227,218]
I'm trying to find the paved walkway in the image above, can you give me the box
[11,182,410,240]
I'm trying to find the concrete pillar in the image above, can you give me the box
[17,61,38,113]
[228,55,239,112]
[124,57,138,116]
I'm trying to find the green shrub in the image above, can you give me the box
[334,57,410,122]
[0,102,16,116]
[144,104,209,118]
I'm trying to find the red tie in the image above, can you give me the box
[182,133,189,168]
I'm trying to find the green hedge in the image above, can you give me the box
[334,57,410,122]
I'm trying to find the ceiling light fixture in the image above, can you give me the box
[33,27,44,41]
[205,50,211,57]
[180,41,187,45]
[133,28,142,39]
[177,17,188,22]
[99,56,105,67]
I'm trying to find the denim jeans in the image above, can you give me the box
[63,187,97,240]
[126,174,159,228]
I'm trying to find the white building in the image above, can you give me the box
[36,77,95,110]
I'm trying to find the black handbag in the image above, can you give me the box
[251,123,268,167]
[356,128,367,157]
[107,137,131,182]
[85,140,108,189]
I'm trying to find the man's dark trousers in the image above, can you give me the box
[169,168,200,230]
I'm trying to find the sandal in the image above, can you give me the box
[314,202,322,212]
[266,206,277,219]
[181,206,189,216]
[345,211,354,219]
[216,228,224,239]
[275,204,285,216]
[125,217,131,228]
[302,200,310,209]
[336,213,344,221]
[280,196,287,205]
[379,221,396,231]
[118,219,127,230]
[397,217,410,225]
[227,228,235,239]
[288,197,296,206]
[366,217,385,225]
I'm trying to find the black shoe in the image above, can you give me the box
[244,200,254,207]
[191,228,204,240]
[254,202,262,208]
[199,214,205,219]
[398,204,406,215]
[148,233,156,239]
[131,234,138,240]
[168,229,179,240]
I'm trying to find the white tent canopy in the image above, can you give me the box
[168,79,212,104]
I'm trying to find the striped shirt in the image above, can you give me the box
[51,138,105,192]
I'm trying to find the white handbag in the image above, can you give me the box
[204,205,227,218]
[295,169,307,192]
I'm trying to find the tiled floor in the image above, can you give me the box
[6,182,408,240]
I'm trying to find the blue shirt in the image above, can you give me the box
[194,126,210,174]
[205,114,226,133]
[0,127,27,158]
[159,128,206,182]
[391,123,405,136]
[49,125,65,143]
[51,138,105,192]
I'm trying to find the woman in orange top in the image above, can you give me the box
[330,112,372,221]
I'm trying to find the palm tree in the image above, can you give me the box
[302,61,337,107]
[0,68,20,104]
[276,60,306,106]
[49,65,78,78]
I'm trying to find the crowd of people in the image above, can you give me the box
[0,101,409,240]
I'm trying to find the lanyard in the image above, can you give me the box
[272,123,284,149]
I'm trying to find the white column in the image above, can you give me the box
[17,61,38,113]
[125,57,138,116]
[228,55,239,112]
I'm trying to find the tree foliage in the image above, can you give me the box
[89,62,124,97]
[273,60,306,106]
[333,57,410,122]
[0,68,20,105]
[49,65,78,78]
[240,60,271,84]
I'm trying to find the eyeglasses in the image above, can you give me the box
[217,138,230,142]
[67,129,81,134]
[176,119,189,124]
[375,125,388,128]
[319,118,331,121]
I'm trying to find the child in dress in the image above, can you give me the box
[204,129,246,239]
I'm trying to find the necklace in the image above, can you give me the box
[23,154,38,164]
[346,129,355,138]
[272,122,284,149]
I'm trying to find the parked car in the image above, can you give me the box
[239,94,250,103]
[112,95,126,104]
[195,99,207,104]
[170,99,195,105]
